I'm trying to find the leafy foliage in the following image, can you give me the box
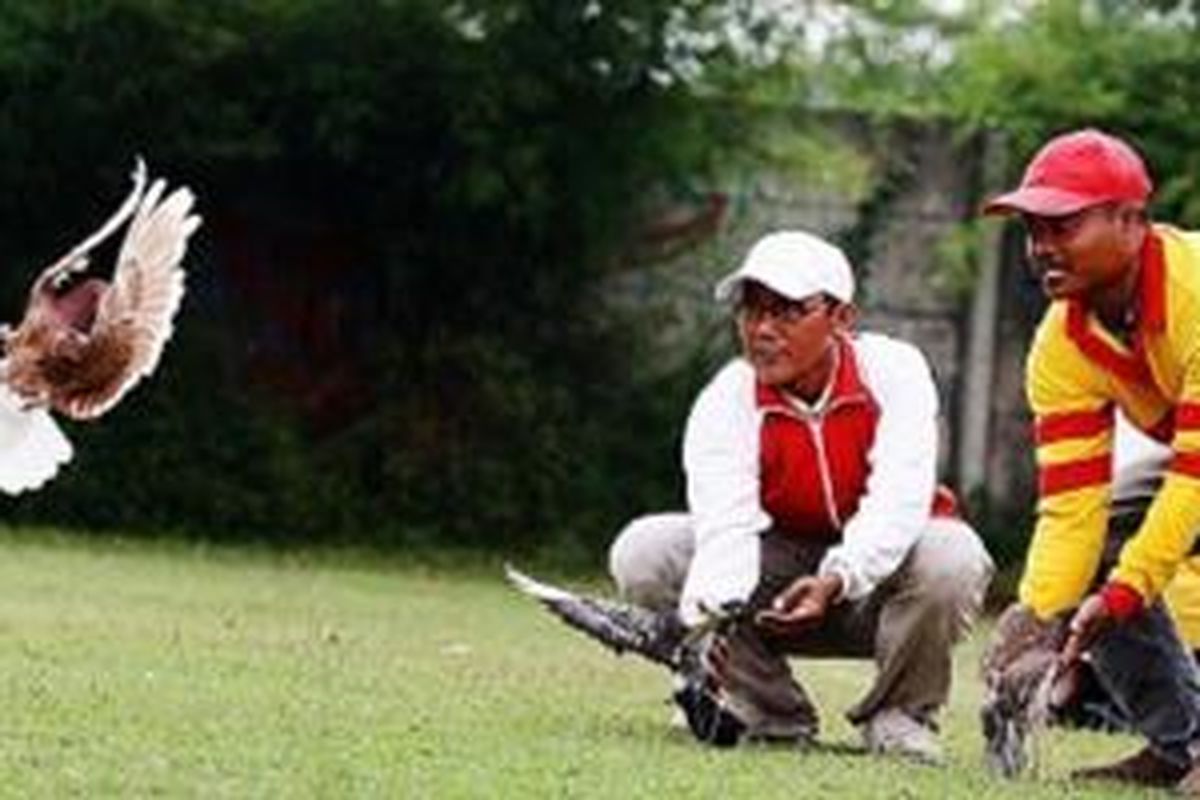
[0,0,773,550]
[819,1,1200,224]
[799,0,1200,565]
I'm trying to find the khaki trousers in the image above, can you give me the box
[609,513,993,737]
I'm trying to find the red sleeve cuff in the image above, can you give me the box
[1100,581,1145,622]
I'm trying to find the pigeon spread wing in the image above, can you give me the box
[504,564,684,670]
[49,171,200,420]
[20,160,150,316]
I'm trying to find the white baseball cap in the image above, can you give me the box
[714,230,855,305]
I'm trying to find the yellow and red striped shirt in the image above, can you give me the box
[1022,225,1200,644]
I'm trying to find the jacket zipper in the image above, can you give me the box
[763,395,867,532]
[805,415,842,530]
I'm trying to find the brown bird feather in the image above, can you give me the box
[980,603,1077,777]
[2,159,201,419]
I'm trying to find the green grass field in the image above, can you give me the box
[0,528,1170,798]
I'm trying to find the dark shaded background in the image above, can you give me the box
[0,0,747,554]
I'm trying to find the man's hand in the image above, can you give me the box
[755,574,843,637]
[1059,592,1111,667]
[1059,581,1145,667]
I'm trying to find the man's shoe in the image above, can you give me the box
[1070,745,1187,788]
[861,708,943,764]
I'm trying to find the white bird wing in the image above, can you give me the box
[504,563,579,603]
[23,159,148,307]
[53,170,201,420]
[0,384,72,494]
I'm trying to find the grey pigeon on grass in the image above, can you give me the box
[980,603,1077,777]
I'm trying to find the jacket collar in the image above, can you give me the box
[754,333,871,412]
[1064,228,1166,385]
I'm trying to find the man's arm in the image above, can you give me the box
[1108,353,1200,609]
[1060,242,1200,655]
[1018,311,1114,619]
[816,335,938,602]
[678,361,770,626]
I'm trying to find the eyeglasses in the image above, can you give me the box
[735,293,831,324]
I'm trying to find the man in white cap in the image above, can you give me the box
[608,229,993,761]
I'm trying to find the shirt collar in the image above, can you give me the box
[755,334,870,411]
[1139,227,1166,333]
[1064,228,1165,384]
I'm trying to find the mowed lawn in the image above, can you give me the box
[0,529,1168,798]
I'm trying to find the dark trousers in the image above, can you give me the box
[1077,459,1200,767]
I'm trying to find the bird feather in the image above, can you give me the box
[504,564,685,670]
[980,603,1074,777]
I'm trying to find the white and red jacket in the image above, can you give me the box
[679,332,948,625]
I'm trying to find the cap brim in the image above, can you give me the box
[981,186,1103,217]
[713,272,741,302]
[713,272,810,303]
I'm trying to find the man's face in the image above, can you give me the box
[1022,204,1144,303]
[735,281,845,391]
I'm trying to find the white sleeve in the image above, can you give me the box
[679,361,770,626]
[818,336,938,600]
[0,386,73,494]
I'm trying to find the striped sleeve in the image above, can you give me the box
[1018,321,1114,619]
[1169,403,1200,477]
[1109,230,1200,605]
[1111,389,1200,602]
[1034,407,1114,496]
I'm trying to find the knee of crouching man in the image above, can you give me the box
[609,523,649,589]
[911,519,995,611]
[608,515,680,605]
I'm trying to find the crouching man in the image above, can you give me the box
[609,230,994,762]
[979,129,1200,792]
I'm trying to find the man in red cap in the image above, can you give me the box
[983,128,1200,791]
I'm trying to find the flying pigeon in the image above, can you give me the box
[0,158,200,494]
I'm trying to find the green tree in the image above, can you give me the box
[812,0,1200,223]
[0,0,801,553]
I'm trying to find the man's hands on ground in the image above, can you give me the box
[755,574,844,637]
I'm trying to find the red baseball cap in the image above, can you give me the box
[983,128,1152,217]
